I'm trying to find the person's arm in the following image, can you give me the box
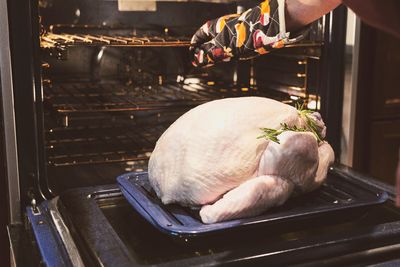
[343,0,400,39]
[286,0,400,38]
[285,0,341,31]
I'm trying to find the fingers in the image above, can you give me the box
[192,46,210,68]
[190,21,214,50]
[190,0,296,67]
[190,14,240,49]
[191,14,240,67]
[191,42,217,67]
[192,42,234,67]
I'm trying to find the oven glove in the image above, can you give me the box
[190,0,309,67]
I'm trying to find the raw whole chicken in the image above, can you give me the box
[148,97,334,224]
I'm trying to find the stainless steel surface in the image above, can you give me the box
[0,0,21,224]
[8,227,16,267]
[277,0,286,40]
[48,197,85,267]
[340,10,361,166]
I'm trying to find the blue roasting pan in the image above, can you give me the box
[117,171,388,240]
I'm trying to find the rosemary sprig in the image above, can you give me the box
[257,127,281,143]
[257,103,324,144]
[257,123,308,144]
[296,103,323,142]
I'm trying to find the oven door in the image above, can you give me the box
[24,165,400,267]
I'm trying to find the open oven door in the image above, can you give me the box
[22,165,400,267]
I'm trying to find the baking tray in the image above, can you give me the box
[117,170,389,239]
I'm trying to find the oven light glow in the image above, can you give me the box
[183,78,201,84]
[307,100,320,110]
[96,47,105,62]
[233,70,238,84]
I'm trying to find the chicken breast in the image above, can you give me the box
[148,97,334,224]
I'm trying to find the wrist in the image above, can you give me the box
[284,0,341,31]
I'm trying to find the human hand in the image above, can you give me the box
[190,0,291,67]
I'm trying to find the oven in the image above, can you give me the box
[2,0,400,266]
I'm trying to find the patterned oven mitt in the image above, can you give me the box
[190,0,308,67]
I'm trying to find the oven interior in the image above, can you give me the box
[38,0,325,195]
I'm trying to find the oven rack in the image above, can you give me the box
[46,122,169,167]
[41,32,191,59]
[40,32,324,60]
[41,33,191,48]
[40,33,324,49]
[44,82,291,119]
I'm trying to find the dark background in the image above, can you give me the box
[353,23,400,185]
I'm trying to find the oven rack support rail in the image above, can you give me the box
[41,33,191,59]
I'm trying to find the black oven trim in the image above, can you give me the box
[6,0,52,210]
[319,5,347,160]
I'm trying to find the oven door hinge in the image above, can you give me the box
[30,198,41,215]
[28,190,41,215]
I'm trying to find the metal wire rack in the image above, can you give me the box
[41,33,191,48]
[46,122,169,166]
[44,82,292,166]
[44,82,289,115]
